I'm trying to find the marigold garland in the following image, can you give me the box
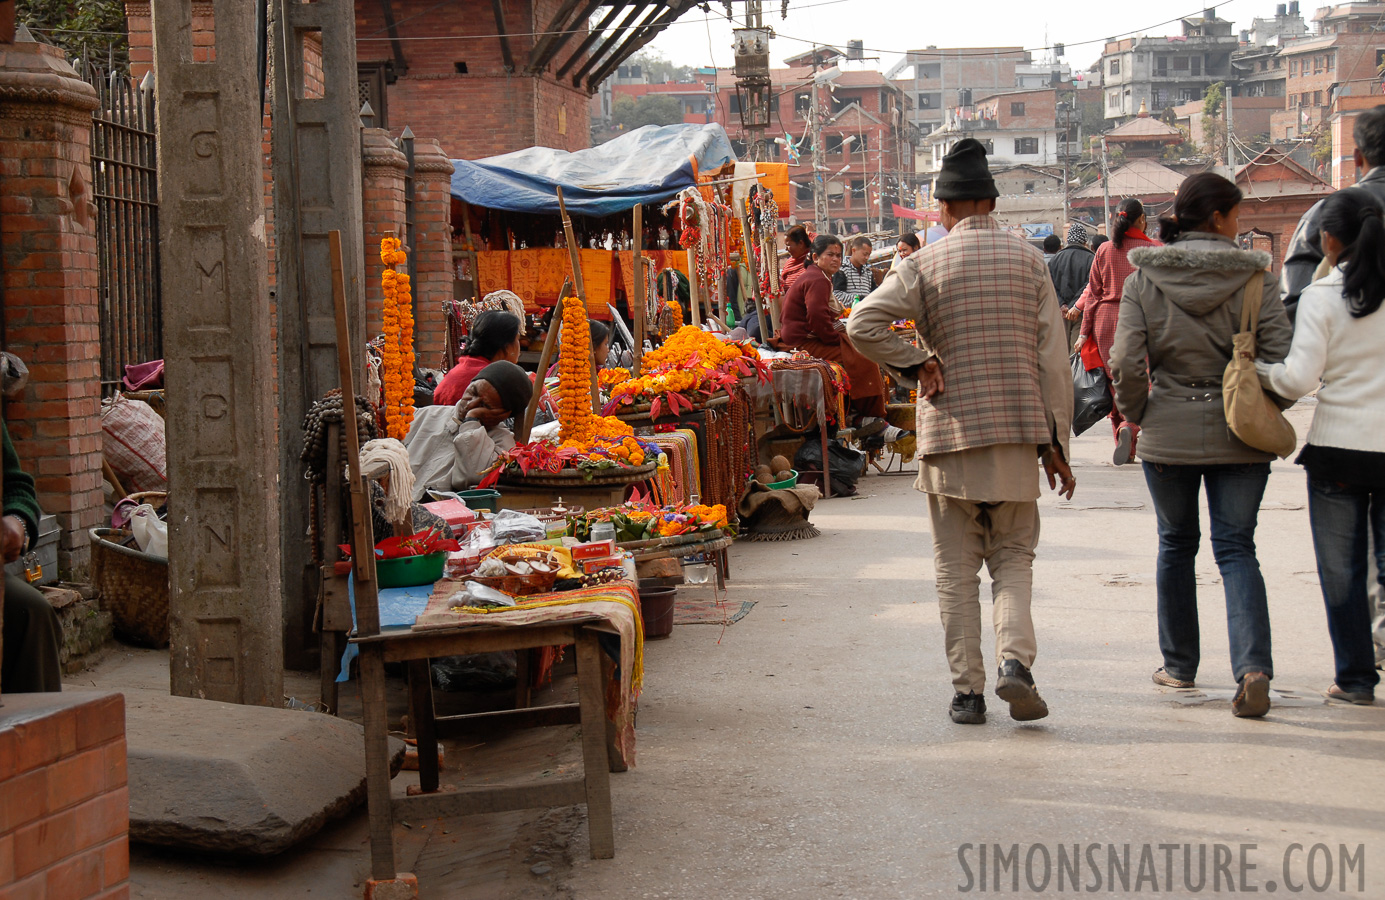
[379,236,415,439]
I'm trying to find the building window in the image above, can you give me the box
[729,94,742,114]
[1109,58,1121,76]
[918,92,941,110]
[1011,102,1026,116]
[1289,59,1297,76]
[795,183,813,202]
[919,62,941,79]
[1191,56,1201,76]
[1172,56,1189,71]
[795,92,811,118]
[1108,90,1120,108]
[1023,181,1036,193]
[1014,137,1039,155]
[1327,52,1335,73]
[982,139,994,154]
[1156,56,1168,76]
[1314,90,1322,105]
[850,178,865,198]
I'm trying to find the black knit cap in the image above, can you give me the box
[935,138,998,201]
[475,361,533,416]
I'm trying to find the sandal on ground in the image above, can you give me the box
[1232,672,1271,718]
[1326,683,1375,705]
[1152,667,1194,689]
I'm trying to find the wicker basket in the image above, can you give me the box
[468,570,558,596]
[90,527,169,648]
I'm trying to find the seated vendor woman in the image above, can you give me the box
[548,320,610,375]
[773,234,903,440]
[432,310,523,407]
[404,361,534,500]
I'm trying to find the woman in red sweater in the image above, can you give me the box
[776,234,889,427]
[1072,198,1160,464]
[433,310,522,407]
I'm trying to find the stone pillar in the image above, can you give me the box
[269,0,367,670]
[409,139,455,370]
[360,128,407,339]
[152,0,283,705]
[0,37,103,580]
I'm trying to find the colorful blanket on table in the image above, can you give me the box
[415,580,644,765]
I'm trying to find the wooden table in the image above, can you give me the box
[351,616,622,863]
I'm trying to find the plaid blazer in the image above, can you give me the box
[910,216,1054,454]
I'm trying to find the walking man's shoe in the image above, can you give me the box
[1232,671,1271,718]
[1113,425,1134,466]
[996,659,1049,721]
[1152,666,1195,689]
[949,691,987,724]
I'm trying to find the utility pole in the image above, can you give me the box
[1226,88,1236,170]
[876,129,884,231]
[1059,97,1071,227]
[732,0,772,161]
[812,54,828,233]
[1100,136,1113,236]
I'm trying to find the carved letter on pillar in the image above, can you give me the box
[153,0,283,706]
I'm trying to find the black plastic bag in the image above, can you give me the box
[1071,354,1113,436]
[431,652,517,691]
[794,436,867,496]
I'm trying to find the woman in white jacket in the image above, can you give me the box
[1257,189,1385,705]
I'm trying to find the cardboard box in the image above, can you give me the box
[571,539,616,561]
[580,556,622,574]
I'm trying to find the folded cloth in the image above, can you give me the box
[123,359,164,391]
[737,481,822,541]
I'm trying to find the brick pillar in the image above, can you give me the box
[361,128,407,339]
[0,38,103,580]
[409,139,455,371]
[125,2,152,79]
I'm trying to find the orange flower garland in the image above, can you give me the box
[597,367,631,390]
[380,236,415,440]
[608,325,758,406]
[553,297,644,462]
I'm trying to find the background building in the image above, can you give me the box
[1100,10,1240,122]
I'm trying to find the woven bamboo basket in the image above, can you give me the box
[468,570,559,596]
[90,527,169,647]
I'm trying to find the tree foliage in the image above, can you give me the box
[626,51,694,85]
[611,94,684,131]
[1201,82,1228,164]
[17,0,129,69]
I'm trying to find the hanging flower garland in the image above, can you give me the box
[379,236,415,440]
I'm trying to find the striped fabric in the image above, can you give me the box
[911,215,1053,455]
[651,429,701,505]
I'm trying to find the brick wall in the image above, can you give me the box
[361,129,408,339]
[409,139,455,370]
[355,0,591,158]
[0,692,129,899]
[0,41,105,580]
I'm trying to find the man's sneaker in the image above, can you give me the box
[949,690,987,724]
[1152,667,1195,689]
[995,659,1049,721]
[854,417,888,438]
[880,424,910,443]
[1232,671,1271,718]
[1113,426,1134,466]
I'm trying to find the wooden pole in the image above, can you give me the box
[518,278,569,443]
[740,211,770,333]
[631,204,645,376]
[328,230,380,629]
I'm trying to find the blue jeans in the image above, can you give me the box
[1307,475,1385,694]
[1142,462,1274,682]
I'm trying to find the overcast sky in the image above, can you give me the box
[645,0,1276,76]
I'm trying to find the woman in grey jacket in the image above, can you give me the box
[1109,173,1293,718]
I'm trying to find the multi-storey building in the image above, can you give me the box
[704,63,914,231]
[1270,2,1385,140]
[1099,10,1241,123]
[888,47,1031,138]
[925,88,1061,174]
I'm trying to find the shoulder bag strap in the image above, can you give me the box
[1240,271,1264,335]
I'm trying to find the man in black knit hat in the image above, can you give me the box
[849,138,1075,726]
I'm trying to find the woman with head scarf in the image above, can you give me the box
[433,309,523,407]
[404,361,534,498]
[1072,198,1161,464]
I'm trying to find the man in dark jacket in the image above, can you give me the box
[1047,222,1095,348]
[1280,104,1385,321]
[2,419,62,692]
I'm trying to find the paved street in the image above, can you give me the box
[124,399,1385,898]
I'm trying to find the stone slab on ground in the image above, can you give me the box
[115,688,404,856]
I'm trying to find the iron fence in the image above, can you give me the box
[83,62,162,397]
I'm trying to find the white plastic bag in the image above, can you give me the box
[129,503,168,558]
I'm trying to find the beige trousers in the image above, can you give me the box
[926,494,1040,693]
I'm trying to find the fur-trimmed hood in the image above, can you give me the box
[1128,233,1272,317]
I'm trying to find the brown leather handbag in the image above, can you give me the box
[1223,273,1296,458]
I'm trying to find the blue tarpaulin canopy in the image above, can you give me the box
[449,123,735,218]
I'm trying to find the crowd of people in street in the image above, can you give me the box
[841,105,1385,724]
